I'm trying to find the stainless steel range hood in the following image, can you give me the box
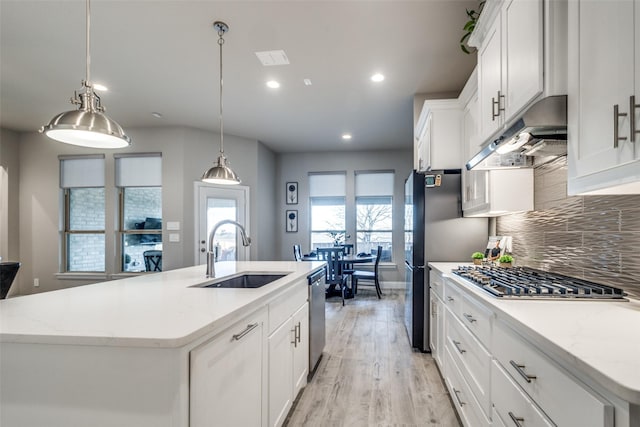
[466,95,567,170]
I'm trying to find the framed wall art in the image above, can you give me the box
[286,182,298,204]
[286,210,298,233]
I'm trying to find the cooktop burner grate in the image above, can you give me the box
[451,266,626,300]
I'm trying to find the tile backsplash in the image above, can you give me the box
[496,157,640,297]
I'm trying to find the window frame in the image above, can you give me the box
[309,172,347,251]
[354,171,394,261]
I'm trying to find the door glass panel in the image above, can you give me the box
[206,198,237,261]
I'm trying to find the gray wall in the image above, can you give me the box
[276,149,413,285]
[0,129,20,262]
[8,126,274,295]
[497,157,640,298]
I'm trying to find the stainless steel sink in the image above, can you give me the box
[200,274,287,289]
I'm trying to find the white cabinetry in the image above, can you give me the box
[460,68,534,217]
[190,307,268,427]
[567,0,640,194]
[472,0,544,143]
[268,284,309,427]
[414,99,462,172]
[429,268,445,367]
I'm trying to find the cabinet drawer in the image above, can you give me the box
[460,291,492,348]
[493,321,613,427]
[430,269,444,300]
[492,360,554,427]
[443,346,490,427]
[445,308,491,417]
[443,279,463,316]
[269,282,308,334]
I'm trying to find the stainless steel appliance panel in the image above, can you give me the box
[308,268,325,379]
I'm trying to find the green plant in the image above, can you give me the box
[472,252,484,259]
[499,254,514,264]
[460,1,486,54]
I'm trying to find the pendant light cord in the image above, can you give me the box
[218,27,225,156]
[85,0,91,86]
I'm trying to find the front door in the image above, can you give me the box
[194,182,250,265]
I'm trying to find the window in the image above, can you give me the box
[60,156,106,272]
[309,173,346,251]
[356,171,393,261]
[116,154,162,272]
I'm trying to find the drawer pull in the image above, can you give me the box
[631,95,639,143]
[614,104,628,148]
[510,360,537,383]
[508,412,525,427]
[453,340,466,354]
[463,313,477,323]
[232,323,259,341]
[452,388,466,406]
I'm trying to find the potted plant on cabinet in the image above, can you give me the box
[499,254,514,268]
[471,252,484,265]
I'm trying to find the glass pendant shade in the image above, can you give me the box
[202,154,241,185]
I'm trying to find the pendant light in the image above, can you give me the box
[40,0,130,149]
[201,21,241,185]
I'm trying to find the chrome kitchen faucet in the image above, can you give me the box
[206,220,251,278]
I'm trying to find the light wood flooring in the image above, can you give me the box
[284,289,461,427]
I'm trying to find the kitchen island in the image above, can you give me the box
[430,262,640,427]
[0,261,325,427]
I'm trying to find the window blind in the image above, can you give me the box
[60,156,105,188]
[115,154,162,187]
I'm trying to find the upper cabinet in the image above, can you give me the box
[414,99,462,172]
[567,0,640,195]
[469,0,566,145]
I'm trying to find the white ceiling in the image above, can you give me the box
[0,0,477,153]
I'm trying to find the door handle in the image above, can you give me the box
[631,95,639,143]
[614,104,628,148]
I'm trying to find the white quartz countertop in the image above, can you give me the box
[0,261,325,348]
[429,262,640,405]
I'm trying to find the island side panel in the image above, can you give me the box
[0,342,188,427]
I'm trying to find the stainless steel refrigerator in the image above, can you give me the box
[404,170,487,352]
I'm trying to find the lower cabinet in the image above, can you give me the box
[268,285,309,427]
[431,268,621,427]
[190,307,268,427]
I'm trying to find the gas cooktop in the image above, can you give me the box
[452,266,627,300]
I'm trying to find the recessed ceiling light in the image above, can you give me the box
[93,83,108,91]
[266,80,280,89]
[342,133,352,140]
[303,79,312,86]
[151,112,163,119]
[371,73,385,82]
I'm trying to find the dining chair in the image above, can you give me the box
[317,247,348,306]
[293,244,302,261]
[351,245,382,299]
[143,250,162,272]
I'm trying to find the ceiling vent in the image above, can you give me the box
[255,50,290,66]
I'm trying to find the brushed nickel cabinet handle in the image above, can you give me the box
[509,360,537,383]
[492,97,499,120]
[508,412,525,427]
[614,104,628,148]
[498,90,505,115]
[452,388,466,406]
[232,323,259,341]
[631,95,639,143]
[453,340,466,354]
[463,313,477,323]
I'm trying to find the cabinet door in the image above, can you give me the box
[503,0,543,119]
[268,318,294,427]
[478,12,503,141]
[569,0,635,179]
[190,312,265,427]
[292,303,309,397]
[416,113,432,172]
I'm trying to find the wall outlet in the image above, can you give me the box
[169,233,180,243]
[33,278,39,287]
[166,221,180,231]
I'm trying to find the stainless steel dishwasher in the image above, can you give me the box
[308,268,325,379]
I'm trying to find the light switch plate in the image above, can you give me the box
[167,221,180,230]
[169,233,180,242]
